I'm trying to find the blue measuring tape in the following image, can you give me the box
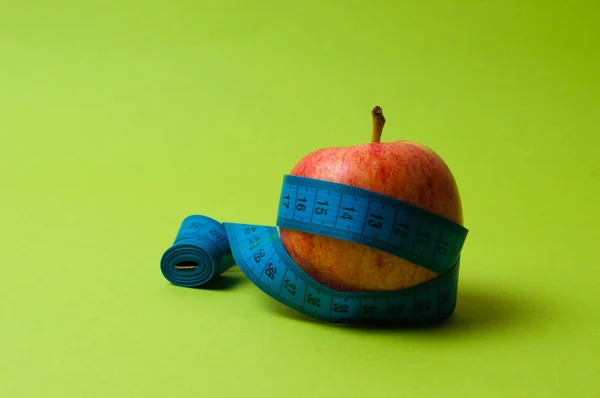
[160,175,468,325]
[160,216,235,287]
[277,175,467,275]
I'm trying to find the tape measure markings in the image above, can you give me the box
[223,222,459,324]
[278,175,466,261]
[277,175,467,275]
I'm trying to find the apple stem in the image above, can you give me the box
[371,106,385,143]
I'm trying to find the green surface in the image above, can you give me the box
[1,1,599,397]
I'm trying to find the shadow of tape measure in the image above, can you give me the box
[160,175,469,325]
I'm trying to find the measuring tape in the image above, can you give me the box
[277,175,467,275]
[160,175,469,325]
[160,215,235,287]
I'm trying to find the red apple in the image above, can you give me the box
[279,107,464,292]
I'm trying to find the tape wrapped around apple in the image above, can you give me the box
[279,106,464,292]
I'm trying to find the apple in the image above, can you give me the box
[279,106,464,292]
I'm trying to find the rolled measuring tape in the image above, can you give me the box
[160,215,235,287]
[160,175,469,325]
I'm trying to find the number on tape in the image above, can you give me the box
[277,175,467,275]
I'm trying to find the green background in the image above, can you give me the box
[1,1,598,397]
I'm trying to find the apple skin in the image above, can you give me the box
[279,140,463,292]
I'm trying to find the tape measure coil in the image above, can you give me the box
[160,215,235,287]
[160,175,469,325]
